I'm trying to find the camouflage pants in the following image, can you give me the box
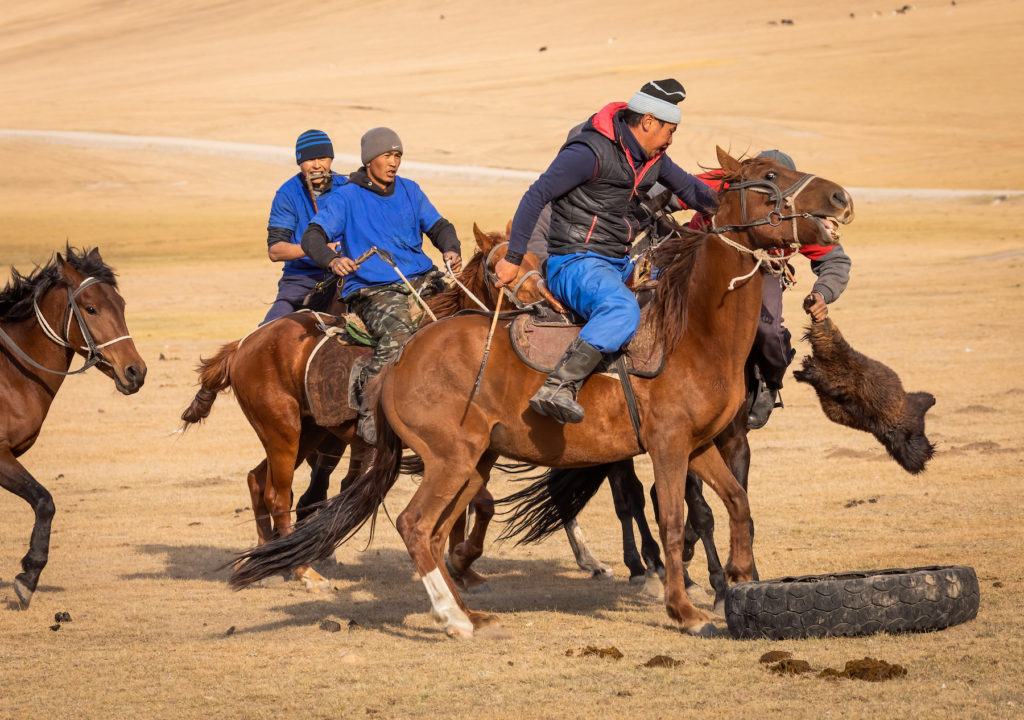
[344,283,421,391]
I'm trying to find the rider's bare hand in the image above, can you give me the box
[443,251,462,273]
[494,257,519,287]
[803,291,828,322]
[328,256,359,277]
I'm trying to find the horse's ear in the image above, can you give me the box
[717,146,741,174]
[505,219,512,239]
[87,247,103,263]
[55,253,74,284]
[472,223,494,253]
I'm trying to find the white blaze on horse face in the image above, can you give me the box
[422,568,473,635]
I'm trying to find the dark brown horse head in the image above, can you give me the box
[56,249,147,394]
[715,146,854,251]
[471,223,564,312]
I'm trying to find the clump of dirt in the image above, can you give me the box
[642,655,683,668]
[566,645,623,660]
[819,657,907,681]
[768,658,815,675]
[759,650,793,664]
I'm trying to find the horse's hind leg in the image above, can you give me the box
[609,467,648,583]
[396,447,498,639]
[297,434,346,523]
[610,459,663,583]
[1,450,55,608]
[684,473,726,609]
[246,460,274,544]
[447,487,494,592]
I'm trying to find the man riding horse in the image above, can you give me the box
[262,129,346,325]
[494,78,718,423]
[301,127,462,443]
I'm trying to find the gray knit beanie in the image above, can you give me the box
[626,79,686,124]
[756,149,796,171]
[361,127,403,165]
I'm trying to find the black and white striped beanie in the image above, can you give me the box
[626,79,686,124]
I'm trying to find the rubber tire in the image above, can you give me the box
[725,565,979,640]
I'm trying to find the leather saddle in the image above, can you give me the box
[300,312,372,427]
[509,282,664,378]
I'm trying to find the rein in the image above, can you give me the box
[0,276,132,376]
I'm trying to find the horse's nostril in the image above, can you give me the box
[831,191,848,210]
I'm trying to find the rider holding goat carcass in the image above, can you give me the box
[495,79,717,424]
[679,149,852,428]
[301,127,462,444]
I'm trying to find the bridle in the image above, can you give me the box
[0,275,132,376]
[706,168,818,290]
[485,242,548,311]
[445,241,548,313]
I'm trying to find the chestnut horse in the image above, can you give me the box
[0,247,146,608]
[230,148,854,637]
[181,226,559,588]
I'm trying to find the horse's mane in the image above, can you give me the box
[644,228,706,353]
[425,250,487,318]
[0,246,117,323]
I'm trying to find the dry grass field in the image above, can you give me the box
[2,2,1023,719]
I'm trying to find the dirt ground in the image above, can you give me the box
[2,2,1023,719]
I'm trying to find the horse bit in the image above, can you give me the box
[0,276,132,376]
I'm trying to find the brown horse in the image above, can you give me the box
[230,147,854,637]
[181,226,559,588]
[0,247,146,608]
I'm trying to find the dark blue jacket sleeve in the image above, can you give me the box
[507,143,598,264]
[658,156,717,214]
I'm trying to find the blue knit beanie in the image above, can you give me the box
[295,129,334,164]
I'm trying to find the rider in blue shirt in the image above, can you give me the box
[301,127,462,443]
[261,129,346,325]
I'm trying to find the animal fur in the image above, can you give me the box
[793,318,936,474]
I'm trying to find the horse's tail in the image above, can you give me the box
[496,463,612,545]
[228,392,404,589]
[179,340,238,429]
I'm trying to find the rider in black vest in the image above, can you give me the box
[496,79,717,423]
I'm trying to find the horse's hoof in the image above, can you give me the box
[590,567,614,580]
[13,579,33,609]
[629,573,647,586]
[444,623,475,640]
[713,599,726,618]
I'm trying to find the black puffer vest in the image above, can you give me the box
[548,104,665,259]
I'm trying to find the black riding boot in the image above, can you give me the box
[352,374,377,445]
[748,366,784,430]
[529,337,604,424]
